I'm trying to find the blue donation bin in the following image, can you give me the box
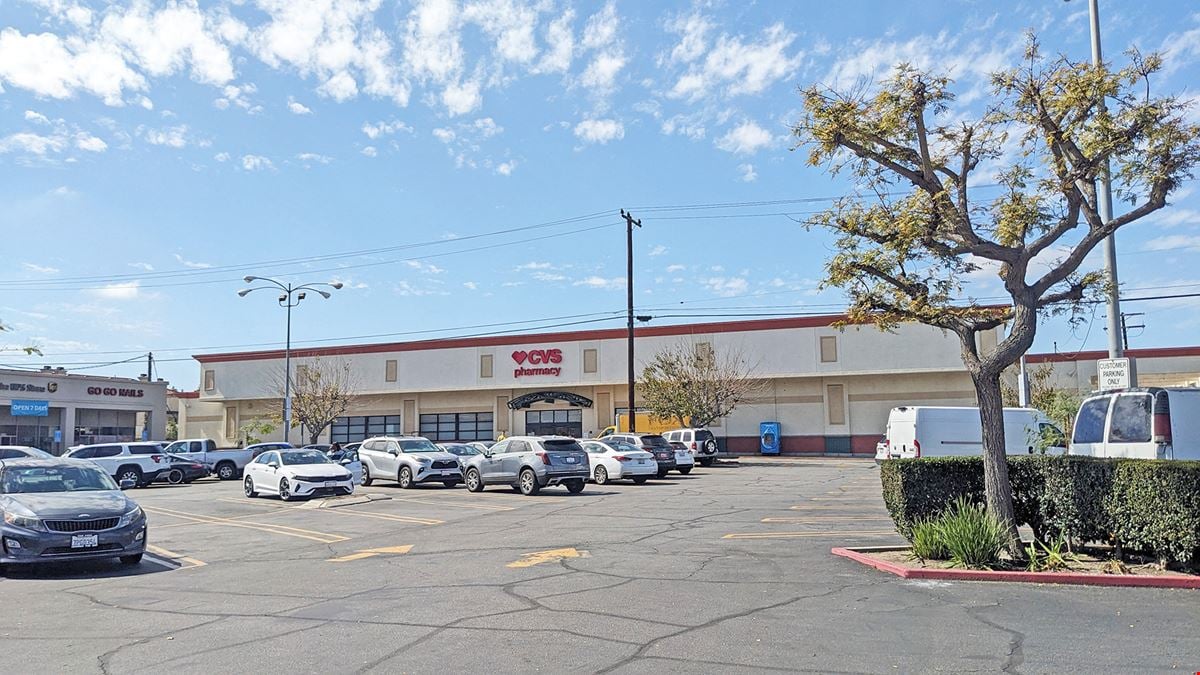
[760,422,781,455]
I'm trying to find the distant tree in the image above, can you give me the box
[794,36,1200,552]
[273,358,357,445]
[165,419,179,442]
[238,417,277,445]
[639,341,761,428]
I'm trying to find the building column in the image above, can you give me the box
[60,406,76,454]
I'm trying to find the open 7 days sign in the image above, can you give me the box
[512,349,562,378]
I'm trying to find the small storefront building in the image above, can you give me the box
[0,368,169,454]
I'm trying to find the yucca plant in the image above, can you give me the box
[909,518,948,561]
[936,497,1007,569]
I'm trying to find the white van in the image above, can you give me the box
[1069,388,1200,460]
[876,406,1066,460]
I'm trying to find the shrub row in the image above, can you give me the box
[880,456,1200,566]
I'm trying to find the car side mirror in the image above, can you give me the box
[267,461,279,468]
[340,458,353,465]
[119,478,136,490]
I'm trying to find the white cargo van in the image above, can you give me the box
[877,406,1066,460]
[1069,388,1200,460]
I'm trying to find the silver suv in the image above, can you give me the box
[461,436,588,496]
[664,429,719,467]
[358,436,463,488]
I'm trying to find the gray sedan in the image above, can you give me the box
[0,458,147,569]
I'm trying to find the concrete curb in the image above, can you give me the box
[832,545,1200,589]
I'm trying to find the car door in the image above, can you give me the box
[500,439,529,481]
[89,445,125,476]
[255,451,282,493]
[382,440,403,476]
[480,440,508,481]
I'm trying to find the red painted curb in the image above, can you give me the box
[831,547,1200,589]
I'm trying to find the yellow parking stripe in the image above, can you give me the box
[145,544,207,569]
[328,545,413,563]
[722,530,898,540]
[389,497,515,512]
[142,506,348,543]
[217,498,444,525]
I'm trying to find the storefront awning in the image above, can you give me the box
[507,391,594,410]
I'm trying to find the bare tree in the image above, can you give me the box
[793,36,1200,553]
[639,341,762,428]
[271,358,358,445]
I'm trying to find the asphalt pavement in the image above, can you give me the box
[3,460,1196,673]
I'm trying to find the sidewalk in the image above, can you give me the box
[716,455,876,467]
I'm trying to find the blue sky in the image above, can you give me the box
[1,0,1199,389]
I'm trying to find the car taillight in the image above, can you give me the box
[690,441,697,450]
[152,455,163,463]
[913,440,921,458]
[1153,412,1172,444]
[614,455,631,462]
[536,451,551,465]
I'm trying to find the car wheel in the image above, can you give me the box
[593,465,609,485]
[699,457,714,467]
[244,475,258,498]
[465,468,484,492]
[215,462,237,481]
[678,466,692,475]
[117,466,143,487]
[398,466,413,489]
[632,475,648,484]
[518,468,540,496]
[361,464,373,487]
[443,481,459,488]
[565,479,585,494]
[166,469,184,485]
[656,469,669,479]
[119,553,143,566]
[278,478,293,502]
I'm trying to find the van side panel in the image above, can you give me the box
[888,407,1045,458]
[1169,391,1200,460]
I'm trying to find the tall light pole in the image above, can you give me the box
[1087,0,1125,362]
[238,277,342,444]
[620,209,641,433]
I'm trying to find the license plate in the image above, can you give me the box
[637,459,645,464]
[71,534,98,549]
[324,481,338,488]
[565,457,577,463]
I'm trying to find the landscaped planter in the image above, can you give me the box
[833,545,1200,589]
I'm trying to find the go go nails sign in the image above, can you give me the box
[512,349,562,378]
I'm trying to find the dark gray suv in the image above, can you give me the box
[0,458,147,568]
[462,436,589,495]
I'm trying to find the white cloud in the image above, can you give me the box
[361,146,378,157]
[516,261,552,270]
[362,119,413,139]
[581,2,618,49]
[75,132,107,152]
[241,154,273,171]
[533,271,567,282]
[661,112,707,140]
[1143,234,1200,252]
[580,51,626,91]
[536,9,575,73]
[573,276,625,290]
[47,185,75,197]
[143,124,190,148]
[87,281,142,300]
[648,244,667,256]
[666,264,686,273]
[287,97,312,115]
[574,118,624,144]
[174,253,211,269]
[404,260,445,274]
[432,127,456,143]
[99,3,239,85]
[824,31,1022,96]
[214,151,230,162]
[495,160,517,176]
[716,121,773,155]
[22,263,59,274]
[462,0,541,65]
[214,82,259,112]
[578,2,625,96]
[462,281,478,290]
[442,78,483,116]
[24,110,50,125]
[128,262,154,271]
[738,163,758,182]
[666,20,801,100]
[138,95,154,110]
[0,28,146,105]
[296,152,332,165]
[705,276,749,297]
[473,117,502,137]
[1147,208,1200,229]
[0,132,68,155]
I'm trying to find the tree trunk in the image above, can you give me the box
[971,368,1024,557]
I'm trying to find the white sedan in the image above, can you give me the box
[243,449,354,501]
[581,440,658,485]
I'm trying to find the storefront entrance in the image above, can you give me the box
[524,409,583,438]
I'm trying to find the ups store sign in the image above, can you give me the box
[0,381,54,394]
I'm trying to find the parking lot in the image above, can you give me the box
[4,460,1198,673]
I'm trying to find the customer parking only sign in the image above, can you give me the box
[11,400,49,416]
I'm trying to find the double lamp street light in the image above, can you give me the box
[238,276,343,444]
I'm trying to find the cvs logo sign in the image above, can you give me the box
[511,349,563,365]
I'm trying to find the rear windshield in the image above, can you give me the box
[695,430,714,441]
[543,439,585,452]
[640,435,670,448]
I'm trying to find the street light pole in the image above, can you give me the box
[1087,0,1125,363]
[238,277,342,444]
[621,209,641,433]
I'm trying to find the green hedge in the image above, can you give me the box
[880,456,1200,566]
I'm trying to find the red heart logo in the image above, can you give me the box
[511,350,528,365]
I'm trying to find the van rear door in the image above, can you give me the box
[1105,392,1156,459]
[1070,395,1112,456]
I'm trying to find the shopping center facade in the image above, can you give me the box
[184,315,1012,456]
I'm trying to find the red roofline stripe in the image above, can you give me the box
[1025,346,1200,364]
[194,315,851,363]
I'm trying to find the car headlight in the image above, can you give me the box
[3,511,44,531]
[117,505,144,528]
[416,456,431,464]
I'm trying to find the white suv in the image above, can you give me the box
[358,436,463,488]
[663,429,719,467]
[65,442,171,487]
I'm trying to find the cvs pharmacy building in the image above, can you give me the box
[185,315,1001,456]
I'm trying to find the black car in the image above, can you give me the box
[605,433,677,478]
[157,454,210,484]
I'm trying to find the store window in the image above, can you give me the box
[330,415,402,443]
[419,412,494,442]
[385,360,398,382]
[820,336,838,363]
[524,409,583,438]
[73,408,135,445]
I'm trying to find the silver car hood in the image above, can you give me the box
[412,452,459,462]
[1,491,131,518]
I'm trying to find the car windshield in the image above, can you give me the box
[280,451,332,465]
[445,445,480,456]
[399,439,440,453]
[641,435,670,448]
[1,465,118,493]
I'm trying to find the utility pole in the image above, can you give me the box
[621,209,641,433]
[1088,0,1124,362]
[1119,312,1144,353]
